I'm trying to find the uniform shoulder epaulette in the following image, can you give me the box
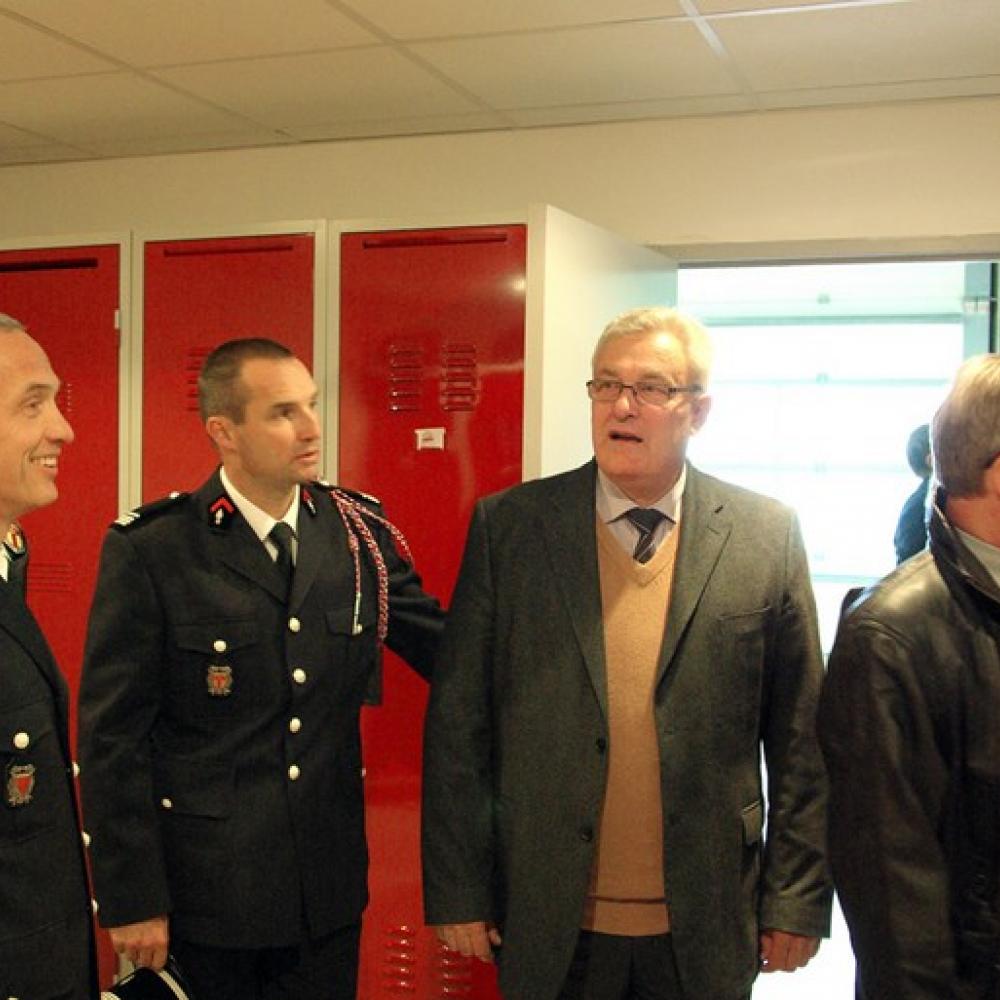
[113,492,188,530]
[317,481,381,507]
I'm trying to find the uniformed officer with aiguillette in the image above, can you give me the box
[79,337,443,999]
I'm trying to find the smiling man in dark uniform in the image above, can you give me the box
[79,337,443,999]
[0,312,96,1000]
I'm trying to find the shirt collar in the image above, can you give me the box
[219,467,300,544]
[955,526,1000,591]
[596,464,686,526]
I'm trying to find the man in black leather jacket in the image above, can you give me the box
[820,353,1000,1000]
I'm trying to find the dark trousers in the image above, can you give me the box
[171,923,361,1000]
[557,930,750,1000]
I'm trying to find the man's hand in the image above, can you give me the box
[759,928,819,972]
[434,921,502,963]
[109,915,169,971]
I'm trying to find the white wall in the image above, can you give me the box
[1,96,1000,257]
[525,206,677,478]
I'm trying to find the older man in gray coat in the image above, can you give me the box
[422,307,831,1000]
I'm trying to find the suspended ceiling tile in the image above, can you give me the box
[0,119,53,148]
[152,49,481,129]
[505,93,754,127]
[696,0,895,12]
[338,0,686,38]
[85,129,293,158]
[410,20,739,109]
[0,143,89,165]
[0,73,252,144]
[759,75,1000,111]
[713,0,1000,91]
[0,0,379,66]
[0,12,118,80]
[287,110,512,141]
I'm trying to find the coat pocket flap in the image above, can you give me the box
[172,620,259,654]
[153,756,233,819]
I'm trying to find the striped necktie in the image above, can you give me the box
[625,508,667,564]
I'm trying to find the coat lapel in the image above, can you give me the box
[288,493,345,611]
[0,586,70,726]
[656,465,732,685]
[196,473,288,604]
[543,462,609,718]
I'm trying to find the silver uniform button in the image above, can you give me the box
[12,731,29,750]
[161,798,173,810]
[288,765,301,781]
[289,717,302,733]
[91,898,99,914]
[292,668,307,685]
[288,617,301,633]
[81,830,92,848]
[72,761,81,777]
[213,639,227,653]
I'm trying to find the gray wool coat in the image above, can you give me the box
[422,460,832,1000]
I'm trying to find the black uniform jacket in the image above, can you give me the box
[423,461,831,1000]
[79,471,443,949]
[1,551,97,999]
[821,494,1000,1000]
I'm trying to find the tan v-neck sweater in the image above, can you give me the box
[582,518,680,935]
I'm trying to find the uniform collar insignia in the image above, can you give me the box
[208,494,236,529]
[301,487,317,516]
[3,522,25,557]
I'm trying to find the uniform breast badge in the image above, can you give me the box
[5,761,36,807]
[206,663,234,697]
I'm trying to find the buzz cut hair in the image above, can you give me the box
[592,307,714,390]
[198,337,295,423]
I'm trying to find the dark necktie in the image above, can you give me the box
[625,508,667,564]
[269,522,295,602]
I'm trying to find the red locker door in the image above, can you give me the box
[339,225,526,1000]
[0,242,120,986]
[142,234,315,500]
[0,245,119,731]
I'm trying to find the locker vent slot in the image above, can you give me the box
[57,381,76,419]
[440,343,479,411]
[361,232,509,250]
[184,346,214,412]
[0,258,98,273]
[28,561,73,594]
[388,343,423,413]
[160,243,296,258]
[382,925,417,994]
[434,942,474,997]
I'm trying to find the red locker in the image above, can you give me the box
[0,242,121,986]
[339,225,526,999]
[142,234,315,500]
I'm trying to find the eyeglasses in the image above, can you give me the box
[586,378,703,408]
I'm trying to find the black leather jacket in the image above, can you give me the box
[820,493,1000,1000]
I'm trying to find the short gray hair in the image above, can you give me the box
[0,312,26,333]
[932,354,1000,497]
[592,307,714,389]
